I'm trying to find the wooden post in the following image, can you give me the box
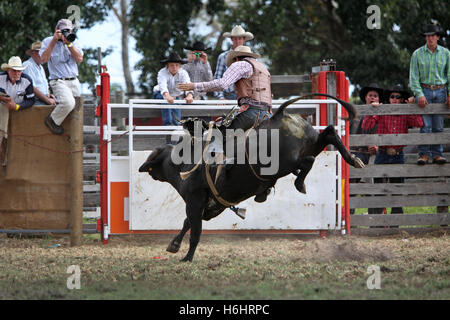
[70,97,84,246]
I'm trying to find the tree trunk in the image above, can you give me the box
[120,0,135,96]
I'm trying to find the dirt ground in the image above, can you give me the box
[0,229,448,300]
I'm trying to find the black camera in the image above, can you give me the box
[61,29,76,42]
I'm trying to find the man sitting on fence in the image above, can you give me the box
[40,18,83,135]
[23,41,56,106]
[362,84,424,216]
[409,21,449,165]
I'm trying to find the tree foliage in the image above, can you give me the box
[129,0,205,94]
[214,0,449,98]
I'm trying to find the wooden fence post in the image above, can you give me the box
[71,97,84,246]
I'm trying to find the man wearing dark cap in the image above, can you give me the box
[409,22,449,165]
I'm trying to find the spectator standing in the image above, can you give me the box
[349,83,383,214]
[157,52,194,126]
[23,41,56,106]
[409,22,449,165]
[362,84,424,216]
[214,25,253,100]
[183,41,213,100]
[40,19,83,135]
[0,56,35,165]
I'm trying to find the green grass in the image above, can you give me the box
[354,206,438,214]
[0,232,449,300]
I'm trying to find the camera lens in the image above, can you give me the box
[61,29,76,42]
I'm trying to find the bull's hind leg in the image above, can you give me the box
[318,125,364,168]
[293,156,315,194]
[167,218,190,253]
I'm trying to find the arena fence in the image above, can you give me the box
[349,103,450,230]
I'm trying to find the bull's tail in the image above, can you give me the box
[271,93,357,122]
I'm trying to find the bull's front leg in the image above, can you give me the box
[167,218,190,253]
[181,192,207,262]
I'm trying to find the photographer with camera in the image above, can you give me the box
[182,41,213,100]
[39,18,83,135]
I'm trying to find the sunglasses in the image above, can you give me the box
[390,94,402,99]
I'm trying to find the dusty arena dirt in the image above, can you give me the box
[0,230,448,300]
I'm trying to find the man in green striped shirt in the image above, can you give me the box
[409,23,449,165]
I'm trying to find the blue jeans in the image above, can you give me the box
[373,150,405,214]
[227,108,272,131]
[418,87,447,158]
[154,91,182,126]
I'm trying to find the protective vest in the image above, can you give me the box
[235,58,272,106]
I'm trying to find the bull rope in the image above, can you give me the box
[179,121,215,180]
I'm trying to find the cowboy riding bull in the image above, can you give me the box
[139,46,364,261]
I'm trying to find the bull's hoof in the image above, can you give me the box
[166,241,181,253]
[353,155,365,168]
[294,179,306,194]
[299,183,306,194]
[180,255,193,262]
[254,188,271,203]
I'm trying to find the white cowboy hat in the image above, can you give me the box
[225,45,260,67]
[1,56,27,71]
[223,25,254,41]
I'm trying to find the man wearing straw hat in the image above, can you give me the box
[214,25,254,100]
[179,45,271,130]
[0,56,36,165]
[178,45,272,202]
[23,41,56,106]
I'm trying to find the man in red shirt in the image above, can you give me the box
[362,84,423,215]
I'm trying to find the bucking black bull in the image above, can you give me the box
[139,94,364,262]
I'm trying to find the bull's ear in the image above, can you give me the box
[139,147,165,172]
[147,147,165,164]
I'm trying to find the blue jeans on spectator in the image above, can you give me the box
[373,150,405,214]
[418,87,447,158]
[154,91,181,126]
